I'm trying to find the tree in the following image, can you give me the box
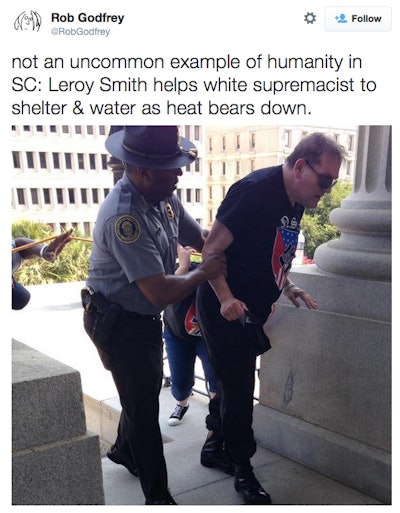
[12,219,91,285]
[301,180,352,259]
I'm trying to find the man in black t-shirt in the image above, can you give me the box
[196,133,345,505]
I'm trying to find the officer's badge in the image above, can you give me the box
[165,201,175,220]
[115,215,140,243]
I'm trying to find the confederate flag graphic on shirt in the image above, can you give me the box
[271,217,299,290]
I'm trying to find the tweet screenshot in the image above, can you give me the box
[6,0,394,508]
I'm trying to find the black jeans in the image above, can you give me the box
[196,283,259,464]
[84,309,169,502]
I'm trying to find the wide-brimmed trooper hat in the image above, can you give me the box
[105,126,198,169]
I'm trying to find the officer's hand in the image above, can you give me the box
[200,250,227,280]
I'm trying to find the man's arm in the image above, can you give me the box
[201,220,248,321]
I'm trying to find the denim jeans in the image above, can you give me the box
[163,327,218,401]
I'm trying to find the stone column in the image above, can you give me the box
[254,126,392,503]
[314,125,391,281]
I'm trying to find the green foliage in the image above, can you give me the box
[12,220,91,285]
[302,180,353,259]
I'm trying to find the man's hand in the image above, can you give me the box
[220,297,248,321]
[284,285,317,309]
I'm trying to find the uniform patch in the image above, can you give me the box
[165,201,175,220]
[115,215,141,243]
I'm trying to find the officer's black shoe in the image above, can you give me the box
[145,493,177,505]
[107,445,139,477]
[234,463,272,505]
[200,431,235,476]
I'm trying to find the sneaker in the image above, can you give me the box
[168,404,189,426]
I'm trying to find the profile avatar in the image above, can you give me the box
[14,11,41,31]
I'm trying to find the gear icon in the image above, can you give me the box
[304,12,317,24]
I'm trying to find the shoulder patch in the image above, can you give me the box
[115,215,141,243]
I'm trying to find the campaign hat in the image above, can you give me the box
[105,126,198,169]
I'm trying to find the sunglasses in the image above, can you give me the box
[305,160,338,190]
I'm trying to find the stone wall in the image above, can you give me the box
[12,340,105,505]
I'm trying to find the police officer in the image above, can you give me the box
[82,126,225,505]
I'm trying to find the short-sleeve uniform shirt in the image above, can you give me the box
[87,173,202,315]
[216,165,304,323]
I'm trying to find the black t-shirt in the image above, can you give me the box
[216,165,304,323]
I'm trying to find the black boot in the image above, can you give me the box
[200,431,235,475]
[107,444,139,477]
[234,462,272,505]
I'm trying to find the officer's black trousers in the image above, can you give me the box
[196,284,258,464]
[84,310,168,502]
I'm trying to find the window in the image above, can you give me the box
[52,152,60,169]
[65,153,72,169]
[236,134,240,149]
[209,163,213,176]
[26,151,34,168]
[184,126,190,139]
[284,130,291,148]
[17,189,26,205]
[236,161,240,175]
[186,189,192,202]
[222,136,226,151]
[81,188,88,204]
[87,125,94,135]
[56,188,64,204]
[43,188,51,204]
[68,188,76,204]
[222,162,226,175]
[176,189,182,201]
[75,126,82,134]
[99,126,106,135]
[36,126,43,132]
[194,126,200,140]
[208,138,213,152]
[77,153,85,170]
[89,154,96,170]
[92,189,99,203]
[62,126,69,133]
[83,222,90,235]
[50,126,57,133]
[23,126,31,132]
[195,189,201,202]
[348,134,355,151]
[251,132,256,149]
[30,188,39,205]
[101,154,108,169]
[12,151,21,168]
[209,186,213,199]
[104,188,110,197]
[39,152,47,169]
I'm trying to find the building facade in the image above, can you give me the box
[11,125,356,235]
[204,125,357,228]
[11,125,206,235]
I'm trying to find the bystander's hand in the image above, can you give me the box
[43,229,73,262]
